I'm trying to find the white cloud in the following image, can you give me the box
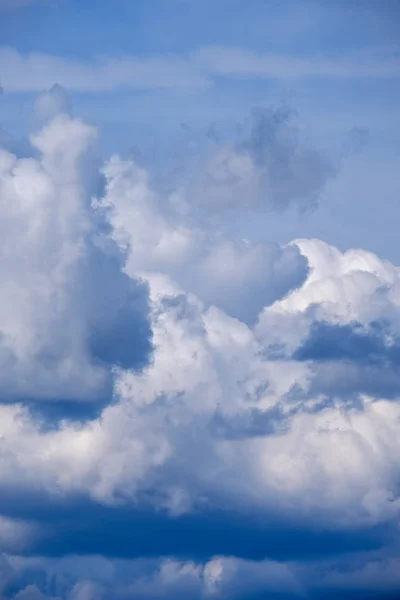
[0,126,400,531]
[0,113,104,400]
[97,153,310,323]
[0,47,210,92]
[0,93,151,402]
[194,44,400,79]
[0,43,399,94]
[1,91,400,598]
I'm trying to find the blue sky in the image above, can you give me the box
[1,1,400,599]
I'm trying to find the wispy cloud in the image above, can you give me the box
[194,45,400,79]
[0,47,210,92]
[0,44,399,93]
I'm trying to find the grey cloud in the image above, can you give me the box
[293,320,400,400]
[190,106,336,214]
[3,547,400,600]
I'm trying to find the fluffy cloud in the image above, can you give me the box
[1,93,400,598]
[97,150,310,323]
[0,98,151,404]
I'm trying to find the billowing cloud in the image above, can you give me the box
[97,150,310,323]
[1,92,400,598]
[0,92,152,404]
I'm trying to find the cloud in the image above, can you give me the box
[0,43,399,93]
[0,517,37,554]
[4,550,400,599]
[0,47,210,93]
[194,44,400,79]
[2,92,400,598]
[0,554,302,600]
[1,150,400,532]
[257,238,400,400]
[187,106,335,213]
[0,93,152,405]
[34,84,72,123]
[97,152,310,323]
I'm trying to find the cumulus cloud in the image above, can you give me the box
[97,152,310,323]
[0,92,151,404]
[1,91,400,598]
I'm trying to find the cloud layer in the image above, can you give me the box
[1,92,400,598]
[1,44,399,93]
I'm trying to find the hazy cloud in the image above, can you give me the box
[189,106,335,213]
[194,44,400,79]
[0,43,399,93]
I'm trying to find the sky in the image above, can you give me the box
[0,1,400,599]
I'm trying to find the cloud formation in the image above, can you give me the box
[188,106,335,213]
[0,92,151,404]
[194,44,400,79]
[1,43,399,93]
[1,92,400,598]
[0,47,209,92]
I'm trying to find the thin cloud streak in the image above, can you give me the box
[194,45,400,79]
[0,47,211,92]
[0,44,399,93]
